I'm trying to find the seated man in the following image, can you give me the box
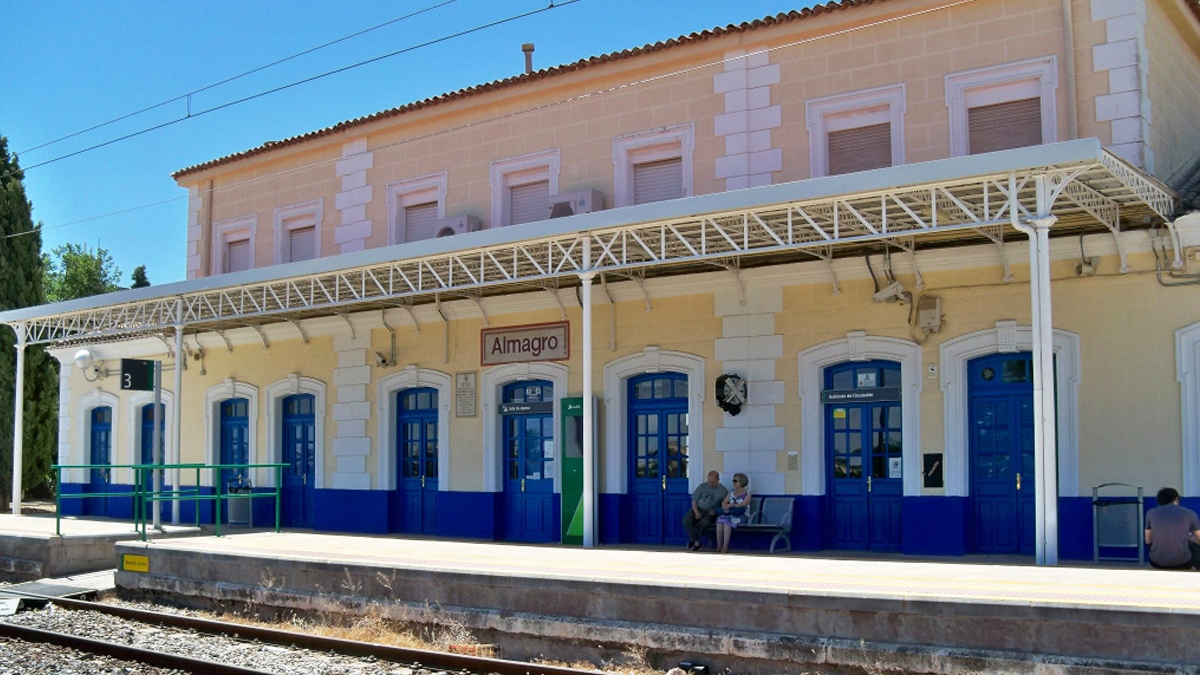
[1145,487,1200,570]
[682,471,728,551]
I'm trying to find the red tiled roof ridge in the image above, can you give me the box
[172,1,885,179]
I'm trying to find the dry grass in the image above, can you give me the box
[208,604,478,652]
[534,644,663,675]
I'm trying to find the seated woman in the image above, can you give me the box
[715,473,751,553]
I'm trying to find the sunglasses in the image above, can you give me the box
[732,479,741,484]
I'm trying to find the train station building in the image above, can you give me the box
[5,0,1200,565]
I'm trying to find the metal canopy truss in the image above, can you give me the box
[13,150,1178,346]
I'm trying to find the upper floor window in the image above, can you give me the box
[613,124,694,207]
[490,150,560,228]
[945,56,1058,157]
[211,215,256,275]
[273,199,323,264]
[387,172,447,244]
[806,84,906,178]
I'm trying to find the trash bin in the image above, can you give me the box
[1093,482,1143,565]
[227,476,253,528]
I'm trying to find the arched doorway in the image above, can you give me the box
[823,360,903,551]
[87,406,113,517]
[219,398,251,493]
[501,380,556,542]
[396,387,438,534]
[627,372,690,545]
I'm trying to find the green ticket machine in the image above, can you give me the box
[561,397,584,545]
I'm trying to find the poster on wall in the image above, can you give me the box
[480,321,570,365]
[455,372,477,418]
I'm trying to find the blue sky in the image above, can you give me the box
[1,0,802,287]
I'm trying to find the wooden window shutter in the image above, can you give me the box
[968,97,1042,154]
[827,123,892,176]
[404,202,439,242]
[287,226,316,263]
[633,157,683,205]
[509,180,549,226]
[225,239,251,273]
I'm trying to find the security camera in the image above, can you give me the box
[374,351,391,368]
[74,349,104,381]
[872,281,906,303]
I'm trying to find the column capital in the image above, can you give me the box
[578,271,597,282]
[1027,215,1058,230]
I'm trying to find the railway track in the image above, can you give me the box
[0,591,602,675]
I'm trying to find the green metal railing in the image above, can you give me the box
[51,463,286,540]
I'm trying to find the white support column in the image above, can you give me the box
[10,323,25,515]
[581,236,596,548]
[1014,174,1060,565]
[172,318,184,525]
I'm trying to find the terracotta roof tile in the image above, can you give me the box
[172,1,885,179]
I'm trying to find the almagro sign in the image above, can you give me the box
[481,321,570,365]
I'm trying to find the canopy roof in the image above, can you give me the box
[1,140,1178,346]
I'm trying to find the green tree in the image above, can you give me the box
[43,242,122,303]
[0,133,60,507]
[131,265,150,289]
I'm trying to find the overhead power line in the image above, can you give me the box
[5,0,980,243]
[16,0,461,155]
[11,0,582,177]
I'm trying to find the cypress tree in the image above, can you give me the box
[0,133,60,507]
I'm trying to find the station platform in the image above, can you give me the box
[113,533,1200,674]
[0,514,200,582]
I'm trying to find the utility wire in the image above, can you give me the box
[15,0,461,155]
[4,0,980,241]
[9,0,581,177]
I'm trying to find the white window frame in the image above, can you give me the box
[806,84,906,178]
[612,124,694,208]
[265,375,327,490]
[387,172,447,244]
[376,366,452,491]
[125,390,174,486]
[1177,320,1200,496]
[211,214,256,275]
[203,379,259,488]
[273,199,323,265]
[480,362,568,493]
[945,56,1059,157]
[490,150,560,228]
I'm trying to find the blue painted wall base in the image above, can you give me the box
[903,496,967,556]
[313,489,389,534]
[436,492,503,539]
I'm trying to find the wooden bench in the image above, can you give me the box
[704,496,794,553]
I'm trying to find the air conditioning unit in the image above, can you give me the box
[548,190,605,219]
[434,215,481,238]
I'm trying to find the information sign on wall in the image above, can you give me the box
[820,387,901,403]
[120,359,156,391]
[480,321,570,366]
[455,372,477,418]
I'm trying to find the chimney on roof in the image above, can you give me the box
[522,43,535,74]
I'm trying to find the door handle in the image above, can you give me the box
[421,475,426,489]
[302,474,306,486]
[1016,473,1021,491]
[521,479,525,492]
[867,476,872,493]
[662,475,666,490]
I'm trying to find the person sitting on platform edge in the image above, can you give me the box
[683,471,728,551]
[715,473,752,554]
[1145,487,1200,570]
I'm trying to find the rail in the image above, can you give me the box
[51,463,286,539]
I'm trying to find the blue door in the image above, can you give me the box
[396,388,438,534]
[87,406,112,517]
[140,403,165,466]
[281,394,316,528]
[825,361,903,551]
[502,381,555,542]
[219,398,251,494]
[628,373,691,545]
[969,353,1036,555]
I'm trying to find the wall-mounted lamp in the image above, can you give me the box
[74,349,105,382]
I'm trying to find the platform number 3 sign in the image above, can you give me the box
[120,359,156,391]
[715,373,748,416]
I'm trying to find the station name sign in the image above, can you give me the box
[820,387,901,403]
[481,321,569,366]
